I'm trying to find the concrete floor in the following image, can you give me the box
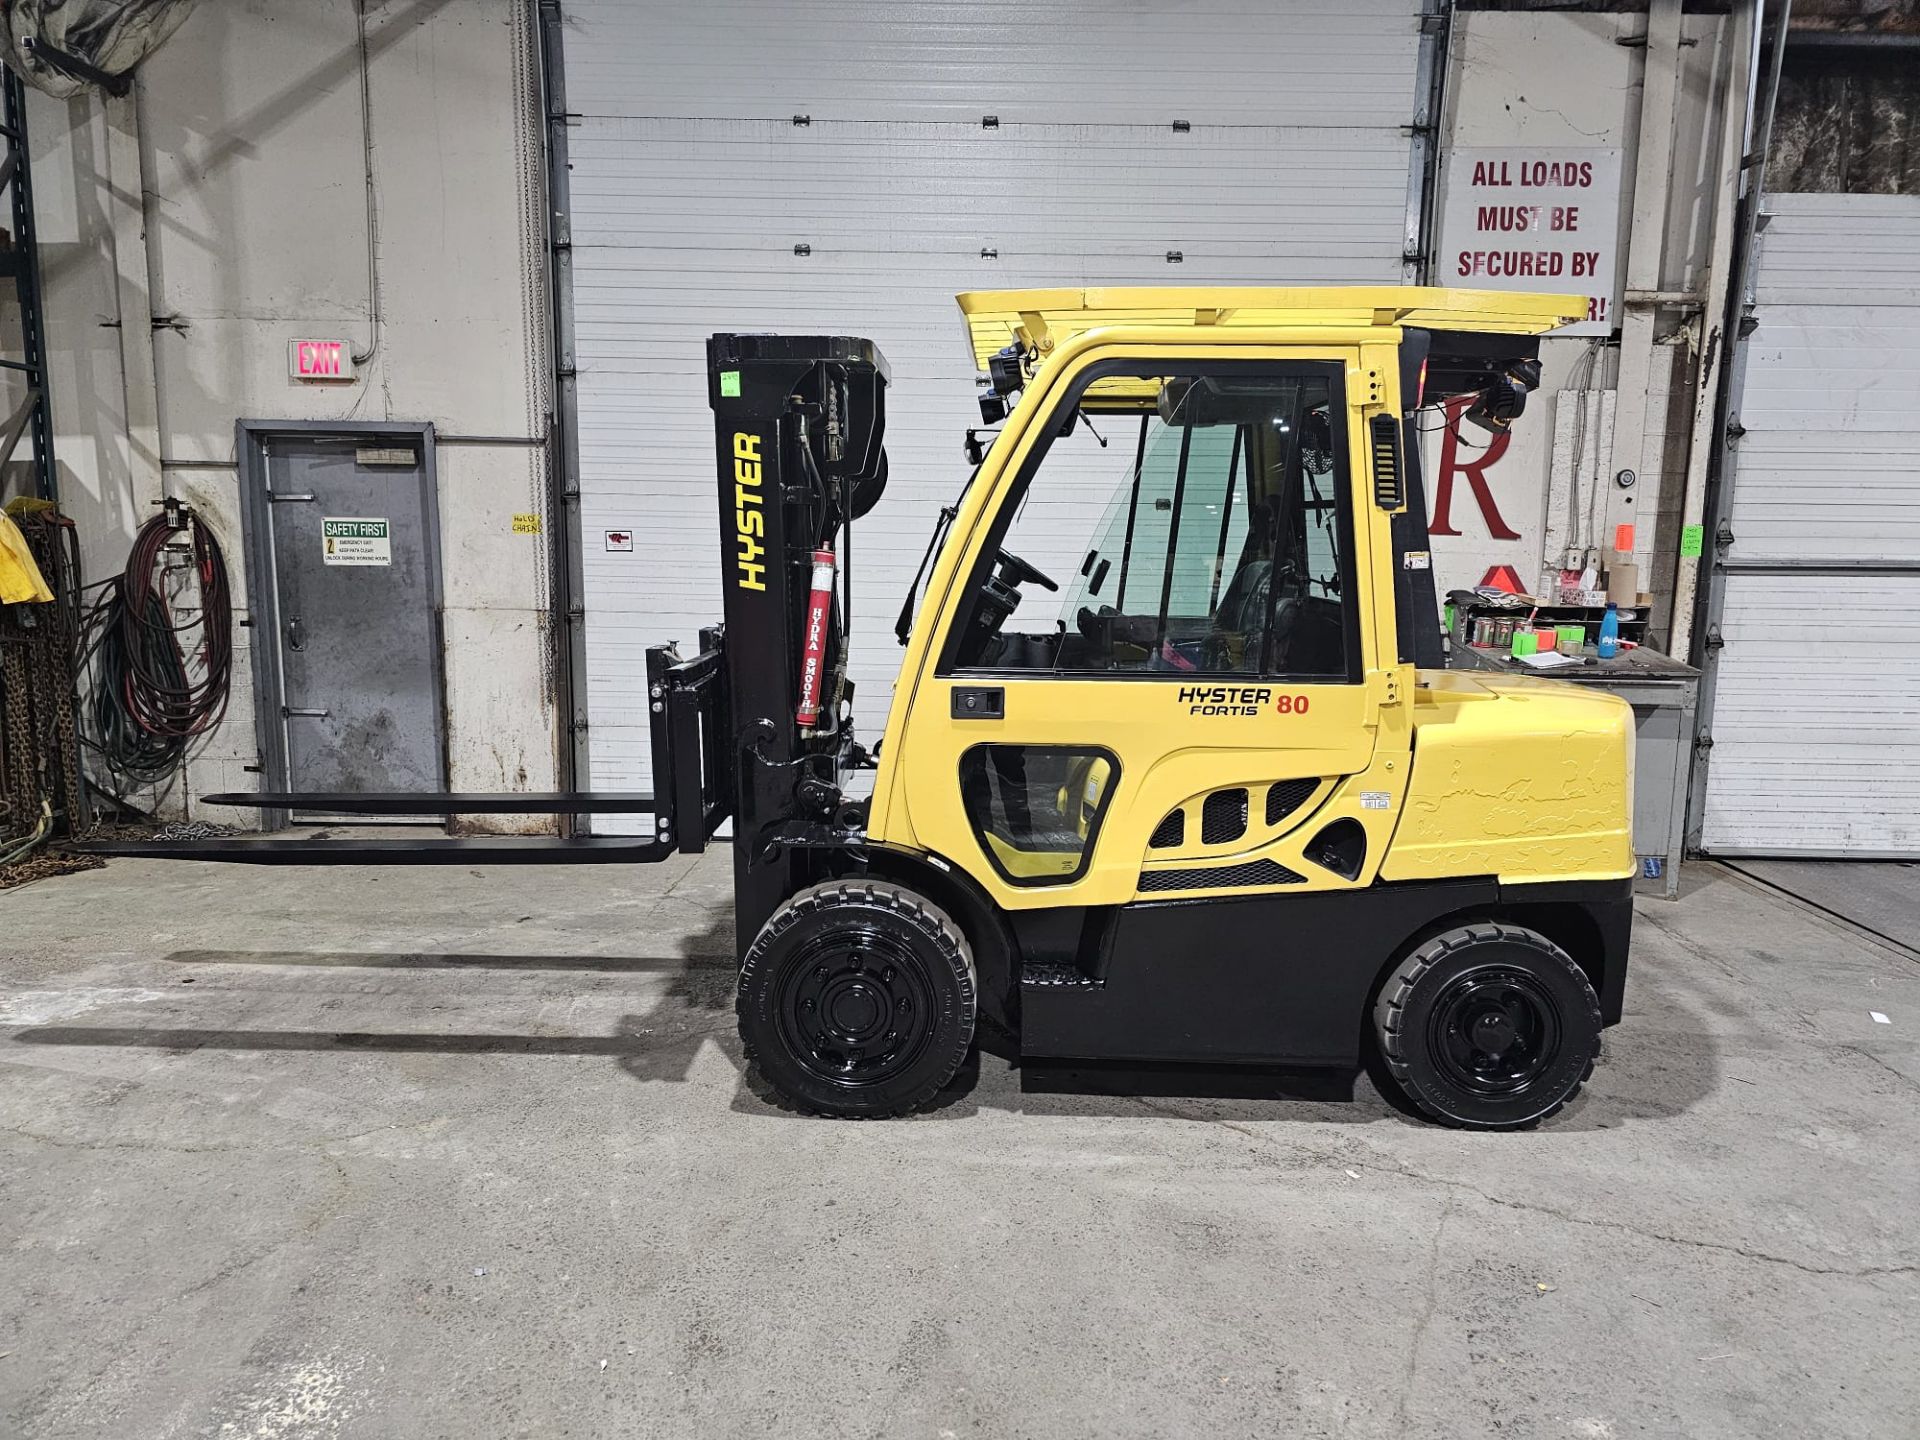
[2,855,1916,1440]
[1729,859,1920,957]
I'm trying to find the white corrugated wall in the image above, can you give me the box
[1699,193,1920,856]
[558,1,1425,820]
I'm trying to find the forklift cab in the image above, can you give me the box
[892,351,1380,901]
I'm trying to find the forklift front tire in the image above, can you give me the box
[1374,923,1602,1130]
[737,880,977,1118]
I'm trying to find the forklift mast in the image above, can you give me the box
[698,332,890,943]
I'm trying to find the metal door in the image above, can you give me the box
[245,426,446,807]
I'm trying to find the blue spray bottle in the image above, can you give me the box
[1597,602,1621,659]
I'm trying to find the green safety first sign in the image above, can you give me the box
[322,516,392,567]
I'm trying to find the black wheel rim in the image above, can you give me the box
[1427,965,1563,1097]
[773,926,937,1089]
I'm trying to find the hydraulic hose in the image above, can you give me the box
[80,508,233,787]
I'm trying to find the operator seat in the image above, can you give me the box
[1208,498,1299,670]
[1214,557,1271,636]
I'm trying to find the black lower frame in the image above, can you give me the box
[1013,876,1632,1068]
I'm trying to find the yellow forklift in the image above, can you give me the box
[108,288,1635,1130]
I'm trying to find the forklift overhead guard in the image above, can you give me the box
[97,287,1634,1130]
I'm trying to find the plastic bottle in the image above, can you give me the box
[1597,602,1620,659]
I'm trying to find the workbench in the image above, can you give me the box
[1446,642,1699,899]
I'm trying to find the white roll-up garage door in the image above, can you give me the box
[557,1,1425,821]
[1699,193,1920,856]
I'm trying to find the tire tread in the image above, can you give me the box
[1374,922,1601,1130]
[738,879,976,1119]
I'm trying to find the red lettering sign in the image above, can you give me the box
[291,339,354,380]
[1430,397,1519,540]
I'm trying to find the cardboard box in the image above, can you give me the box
[1607,558,1639,606]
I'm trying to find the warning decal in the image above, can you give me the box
[1437,146,1622,337]
[322,517,392,567]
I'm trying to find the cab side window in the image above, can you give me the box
[947,365,1356,681]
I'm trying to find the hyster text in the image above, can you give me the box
[1178,685,1271,717]
[733,432,766,592]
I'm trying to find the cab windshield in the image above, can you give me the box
[1061,388,1345,637]
[948,365,1357,681]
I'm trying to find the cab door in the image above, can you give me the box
[892,346,1411,911]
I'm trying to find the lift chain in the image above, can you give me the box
[0,510,85,846]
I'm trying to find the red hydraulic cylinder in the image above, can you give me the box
[795,547,836,728]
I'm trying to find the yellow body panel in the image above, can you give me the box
[1382,671,1636,885]
[898,671,1408,907]
[867,286,1627,912]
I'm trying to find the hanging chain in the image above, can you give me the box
[0,511,85,849]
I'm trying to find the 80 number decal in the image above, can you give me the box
[1274,694,1311,715]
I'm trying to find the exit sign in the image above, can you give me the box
[290,339,356,381]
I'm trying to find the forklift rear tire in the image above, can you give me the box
[737,880,977,1118]
[1373,923,1602,1130]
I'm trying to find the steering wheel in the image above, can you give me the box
[995,549,1059,593]
[956,549,1059,667]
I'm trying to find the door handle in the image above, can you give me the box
[283,706,330,719]
[288,615,306,652]
[951,686,1004,719]
[269,492,317,503]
